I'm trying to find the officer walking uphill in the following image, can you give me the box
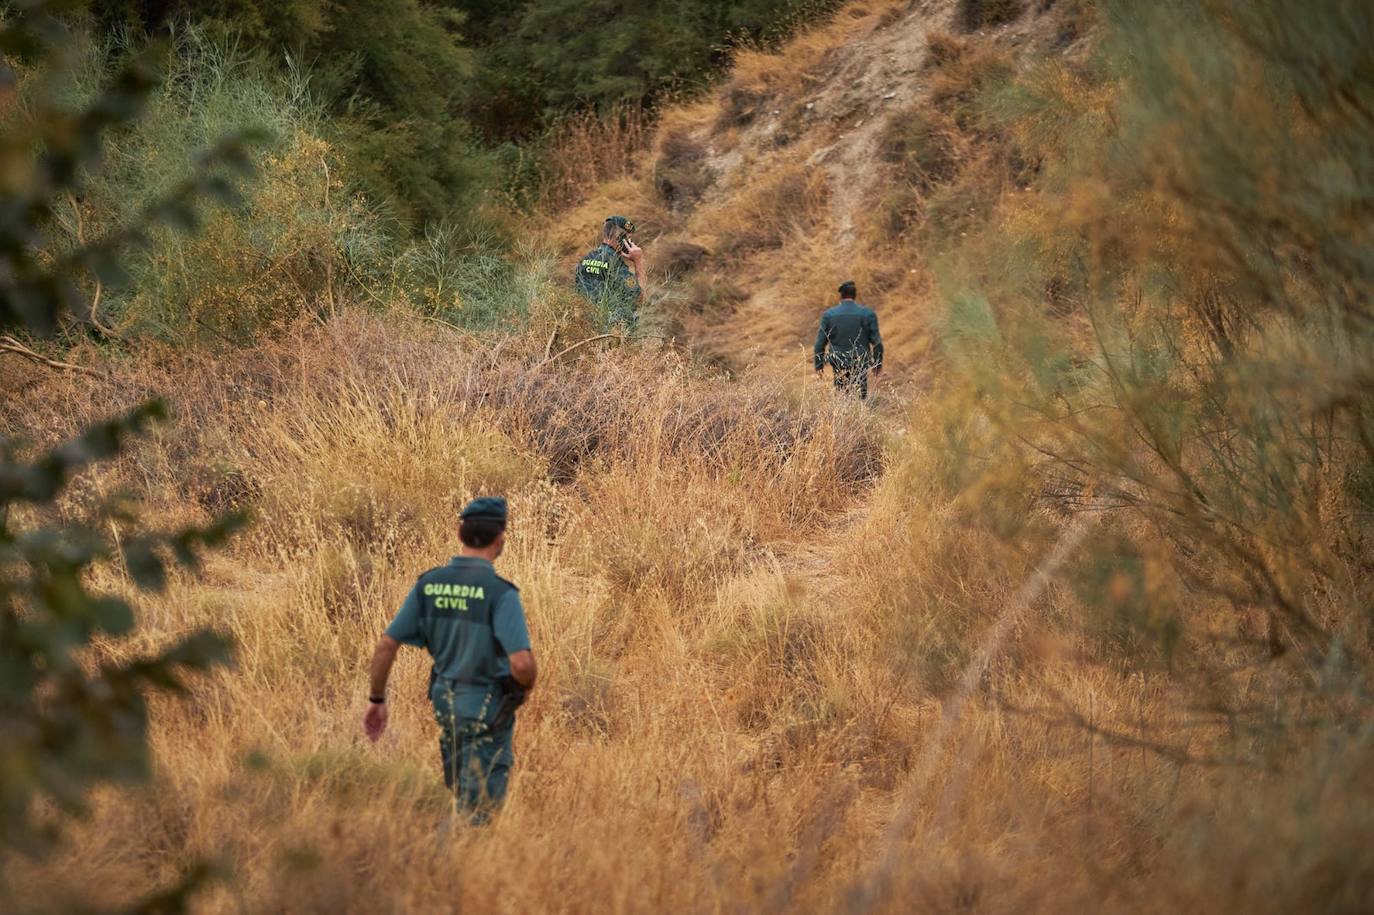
[363,497,536,824]
[574,215,646,332]
[814,280,884,400]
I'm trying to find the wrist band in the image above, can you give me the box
[369,695,386,704]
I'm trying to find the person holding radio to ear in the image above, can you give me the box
[574,215,646,332]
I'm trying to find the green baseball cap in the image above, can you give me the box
[460,496,508,523]
[606,215,636,233]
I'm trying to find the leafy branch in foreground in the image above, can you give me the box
[1,0,257,894]
[952,0,1374,761]
[0,401,246,856]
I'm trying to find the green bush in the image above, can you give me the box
[10,28,540,344]
[50,29,365,343]
[90,0,489,228]
[391,225,550,330]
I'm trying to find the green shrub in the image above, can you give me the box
[391,225,549,330]
[27,29,367,343]
[90,0,490,228]
[12,28,542,344]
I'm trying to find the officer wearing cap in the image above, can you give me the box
[574,215,646,331]
[363,496,536,823]
[814,280,884,400]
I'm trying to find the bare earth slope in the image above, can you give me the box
[549,0,1081,403]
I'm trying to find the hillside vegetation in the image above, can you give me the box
[3,0,1374,912]
[84,0,842,227]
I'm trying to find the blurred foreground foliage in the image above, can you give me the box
[0,0,244,889]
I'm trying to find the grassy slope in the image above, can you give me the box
[544,0,1066,398]
[4,1,1371,912]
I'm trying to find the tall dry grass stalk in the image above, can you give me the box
[534,102,652,214]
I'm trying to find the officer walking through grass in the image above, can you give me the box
[363,497,536,824]
[574,215,646,332]
[814,280,884,399]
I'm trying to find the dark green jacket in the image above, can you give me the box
[385,557,531,720]
[815,299,883,371]
[574,243,641,329]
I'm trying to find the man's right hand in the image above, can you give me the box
[364,701,389,742]
[509,649,538,690]
[622,240,644,267]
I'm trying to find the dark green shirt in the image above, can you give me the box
[814,299,883,371]
[574,243,640,330]
[385,557,530,720]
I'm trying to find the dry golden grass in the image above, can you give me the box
[7,309,1353,914]
[7,1,1374,912]
[709,164,831,255]
[533,102,652,215]
[544,174,671,262]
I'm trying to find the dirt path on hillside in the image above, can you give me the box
[655,0,960,396]
[689,0,955,251]
[640,0,1071,400]
[805,2,950,245]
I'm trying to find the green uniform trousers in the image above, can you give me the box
[436,712,514,824]
[832,360,869,400]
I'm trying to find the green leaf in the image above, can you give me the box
[89,597,135,636]
[84,245,134,289]
[122,540,167,593]
[202,176,243,207]
[150,201,200,234]
[0,10,249,858]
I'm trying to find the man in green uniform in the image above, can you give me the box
[574,215,646,332]
[363,497,537,824]
[814,280,884,399]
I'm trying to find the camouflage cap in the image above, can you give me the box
[460,496,508,524]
